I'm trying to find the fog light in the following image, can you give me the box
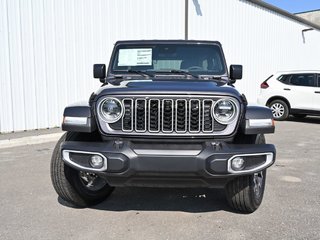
[231,157,245,170]
[90,155,104,169]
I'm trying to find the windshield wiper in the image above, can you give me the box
[126,69,153,77]
[170,69,199,78]
[106,71,153,85]
[154,69,199,79]
[210,76,223,80]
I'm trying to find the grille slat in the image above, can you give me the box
[162,99,174,132]
[203,100,214,132]
[117,97,231,135]
[175,100,187,132]
[189,99,201,132]
[135,99,147,132]
[148,99,160,132]
[122,99,133,131]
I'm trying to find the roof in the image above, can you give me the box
[275,70,320,75]
[295,9,320,15]
[115,40,222,45]
[247,0,320,30]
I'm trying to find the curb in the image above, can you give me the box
[0,132,64,149]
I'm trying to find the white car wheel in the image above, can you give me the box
[269,100,289,120]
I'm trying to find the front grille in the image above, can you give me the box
[97,95,241,136]
[118,97,229,135]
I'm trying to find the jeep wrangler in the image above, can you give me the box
[51,40,276,213]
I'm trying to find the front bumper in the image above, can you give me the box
[61,140,276,188]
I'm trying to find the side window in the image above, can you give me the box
[318,75,320,87]
[289,74,315,87]
[277,74,291,84]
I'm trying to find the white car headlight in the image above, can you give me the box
[212,99,238,124]
[99,98,123,123]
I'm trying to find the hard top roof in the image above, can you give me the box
[114,40,222,46]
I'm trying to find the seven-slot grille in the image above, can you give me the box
[120,97,226,134]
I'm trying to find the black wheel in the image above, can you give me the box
[292,114,307,119]
[50,132,114,207]
[269,99,289,121]
[225,134,267,213]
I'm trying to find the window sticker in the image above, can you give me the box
[118,48,152,66]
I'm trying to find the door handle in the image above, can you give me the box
[284,88,291,91]
[315,91,320,94]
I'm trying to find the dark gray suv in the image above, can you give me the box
[51,40,276,213]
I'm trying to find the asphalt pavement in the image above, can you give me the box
[0,117,319,240]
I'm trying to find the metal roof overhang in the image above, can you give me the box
[246,0,320,31]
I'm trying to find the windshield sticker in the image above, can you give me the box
[118,48,152,66]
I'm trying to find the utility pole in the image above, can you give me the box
[185,0,188,40]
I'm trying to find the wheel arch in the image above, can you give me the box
[266,96,291,110]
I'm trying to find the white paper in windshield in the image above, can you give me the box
[118,48,152,66]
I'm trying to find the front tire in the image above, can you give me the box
[225,134,267,213]
[50,132,114,207]
[269,99,289,121]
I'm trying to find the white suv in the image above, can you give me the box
[257,71,320,120]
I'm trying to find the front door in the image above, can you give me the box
[287,74,317,111]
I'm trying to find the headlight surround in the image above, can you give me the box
[99,97,123,123]
[212,99,238,124]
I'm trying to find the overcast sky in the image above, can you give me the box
[263,0,320,13]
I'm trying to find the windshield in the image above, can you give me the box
[110,43,227,76]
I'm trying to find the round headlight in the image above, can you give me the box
[99,98,123,123]
[212,99,237,124]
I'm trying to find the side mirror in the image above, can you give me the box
[230,65,243,81]
[93,64,106,82]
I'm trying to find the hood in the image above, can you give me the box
[94,79,242,99]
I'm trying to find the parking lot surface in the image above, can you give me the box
[0,117,320,240]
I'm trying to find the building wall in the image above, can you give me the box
[188,0,320,103]
[1,0,320,133]
[0,0,185,132]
